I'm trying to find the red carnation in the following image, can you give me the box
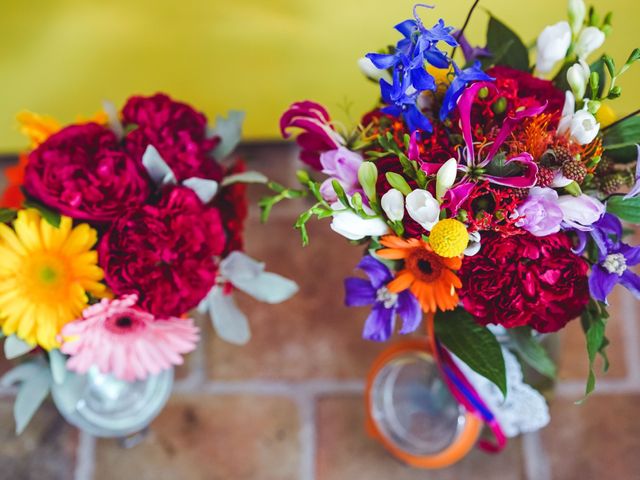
[99,186,226,317]
[122,93,224,182]
[214,159,249,255]
[24,123,149,222]
[458,232,589,332]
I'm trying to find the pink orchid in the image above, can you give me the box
[421,82,544,213]
[280,101,345,170]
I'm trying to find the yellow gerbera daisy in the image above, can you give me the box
[0,210,106,350]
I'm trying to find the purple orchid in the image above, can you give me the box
[280,101,345,170]
[345,255,421,342]
[422,81,542,213]
[576,213,640,303]
[456,32,491,64]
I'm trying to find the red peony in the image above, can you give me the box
[99,186,226,317]
[214,159,249,255]
[458,232,589,332]
[122,93,224,182]
[24,123,150,222]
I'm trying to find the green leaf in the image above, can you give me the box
[485,152,521,177]
[4,335,34,360]
[331,180,351,209]
[590,57,607,98]
[508,327,557,379]
[584,316,606,397]
[606,195,640,223]
[1,361,52,434]
[22,200,61,228]
[485,15,529,71]
[603,115,640,150]
[0,208,17,224]
[435,308,507,396]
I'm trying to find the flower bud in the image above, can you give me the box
[574,26,605,59]
[568,0,586,34]
[536,21,572,73]
[492,97,507,114]
[566,60,590,100]
[358,161,378,203]
[436,158,458,201]
[381,189,405,222]
[569,110,600,145]
[405,189,440,231]
[357,57,392,83]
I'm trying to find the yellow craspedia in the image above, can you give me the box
[429,219,469,258]
[596,104,616,128]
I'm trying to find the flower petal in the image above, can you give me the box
[588,265,618,303]
[344,278,376,307]
[356,255,393,289]
[620,270,640,300]
[362,303,394,342]
[396,291,422,334]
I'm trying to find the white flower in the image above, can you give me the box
[566,60,590,100]
[569,109,600,145]
[436,158,458,201]
[568,0,587,34]
[574,26,605,59]
[405,189,440,231]
[330,202,390,240]
[464,231,482,256]
[357,57,392,83]
[536,21,572,73]
[557,194,605,230]
[381,189,405,222]
[558,91,575,135]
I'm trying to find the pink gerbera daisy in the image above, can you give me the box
[61,294,199,382]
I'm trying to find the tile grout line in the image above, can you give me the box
[522,432,552,480]
[294,392,317,480]
[619,290,640,385]
[74,431,96,480]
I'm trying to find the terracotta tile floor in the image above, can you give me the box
[1,146,640,479]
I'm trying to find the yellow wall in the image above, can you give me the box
[1,0,638,152]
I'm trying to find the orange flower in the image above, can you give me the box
[377,235,462,314]
[1,153,28,209]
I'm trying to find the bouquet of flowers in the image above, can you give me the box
[0,94,297,435]
[267,0,640,460]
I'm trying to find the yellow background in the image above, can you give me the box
[0,0,638,152]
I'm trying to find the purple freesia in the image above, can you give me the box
[514,187,563,236]
[457,32,491,64]
[557,194,605,231]
[576,213,640,303]
[345,255,421,342]
[318,147,363,202]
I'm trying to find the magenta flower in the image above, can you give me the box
[514,187,563,236]
[280,101,345,170]
[61,295,200,382]
[318,147,364,202]
[425,82,543,213]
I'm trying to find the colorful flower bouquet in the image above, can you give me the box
[266,0,640,465]
[0,94,297,436]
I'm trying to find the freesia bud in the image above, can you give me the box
[357,57,392,83]
[436,158,458,201]
[569,110,600,144]
[358,161,378,203]
[566,60,590,100]
[330,203,390,240]
[574,26,605,59]
[568,0,586,34]
[405,189,440,231]
[558,91,576,135]
[536,21,572,73]
[381,189,405,222]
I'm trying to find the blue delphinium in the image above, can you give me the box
[440,61,494,121]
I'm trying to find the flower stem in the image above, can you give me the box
[451,0,481,60]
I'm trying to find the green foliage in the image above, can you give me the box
[0,208,17,224]
[606,195,640,223]
[579,299,610,400]
[259,180,307,223]
[484,15,529,71]
[435,308,507,396]
[508,327,557,379]
[602,115,640,161]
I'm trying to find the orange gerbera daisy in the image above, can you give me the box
[377,235,462,314]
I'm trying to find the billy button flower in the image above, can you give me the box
[377,235,462,314]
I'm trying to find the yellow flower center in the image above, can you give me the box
[429,219,469,258]
[22,253,71,302]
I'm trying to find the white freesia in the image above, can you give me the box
[568,0,586,34]
[535,21,572,73]
[357,57,392,83]
[566,60,590,100]
[464,231,482,256]
[569,109,600,145]
[574,26,605,59]
[557,194,605,230]
[558,91,575,135]
[381,189,405,222]
[330,201,390,240]
[436,158,458,201]
[405,189,440,231]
